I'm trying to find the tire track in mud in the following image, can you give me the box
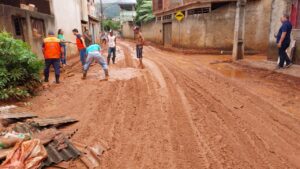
[27,40,300,169]
[119,41,214,169]
[142,45,300,169]
[102,42,177,169]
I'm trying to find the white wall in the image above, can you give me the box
[52,0,83,56]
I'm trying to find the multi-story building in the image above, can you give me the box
[150,0,272,50]
[148,0,300,63]
[100,0,136,23]
[119,0,136,23]
[87,0,101,43]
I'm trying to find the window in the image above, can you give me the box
[158,0,163,10]
[157,17,162,21]
[13,17,23,36]
[163,14,172,20]
[153,0,163,11]
[187,7,210,15]
[31,18,45,38]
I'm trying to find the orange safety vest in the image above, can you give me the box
[76,37,85,50]
[43,37,61,59]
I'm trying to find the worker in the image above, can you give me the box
[42,31,64,84]
[72,28,86,66]
[82,44,109,80]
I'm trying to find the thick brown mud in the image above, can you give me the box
[22,40,300,169]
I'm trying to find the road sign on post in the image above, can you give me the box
[175,11,185,22]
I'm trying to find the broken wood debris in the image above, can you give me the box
[0,105,37,120]
[0,105,102,169]
[31,116,78,127]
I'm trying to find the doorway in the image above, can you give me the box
[163,23,172,47]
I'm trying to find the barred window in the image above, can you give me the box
[188,7,210,15]
[31,17,45,38]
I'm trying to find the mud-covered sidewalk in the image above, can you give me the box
[21,40,300,169]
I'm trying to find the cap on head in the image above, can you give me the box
[134,26,140,31]
[48,31,55,36]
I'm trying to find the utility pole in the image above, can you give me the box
[100,0,104,31]
[232,0,247,60]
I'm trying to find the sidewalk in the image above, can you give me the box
[239,58,300,78]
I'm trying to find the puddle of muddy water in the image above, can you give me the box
[210,63,248,79]
[108,68,142,81]
[84,68,142,81]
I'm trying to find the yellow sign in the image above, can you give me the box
[175,11,184,22]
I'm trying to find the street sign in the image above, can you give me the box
[175,11,184,22]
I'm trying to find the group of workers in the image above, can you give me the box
[42,26,144,84]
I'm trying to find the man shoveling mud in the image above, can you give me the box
[134,26,145,69]
[82,44,109,80]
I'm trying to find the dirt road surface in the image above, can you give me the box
[26,40,300,169]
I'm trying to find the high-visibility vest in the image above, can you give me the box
[76,37,85,50]
[43,37,61,59]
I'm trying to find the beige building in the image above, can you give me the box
[122,0,300,64]
[149,0,273,52]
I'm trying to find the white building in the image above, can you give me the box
[51,0,100,55]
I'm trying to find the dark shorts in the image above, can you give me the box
[136,45,143,59]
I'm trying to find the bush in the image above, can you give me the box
[0,32,43,100]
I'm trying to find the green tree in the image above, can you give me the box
[102,19,121,31]
[0,32,43,100]
[135,0,155,25]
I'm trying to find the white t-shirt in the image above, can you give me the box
[108,35,116,48]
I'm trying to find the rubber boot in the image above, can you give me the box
[107,57,110,65]
[44,76,49,82]
[55,75,60,84]
[82,70,87,79]
[112,56,116,64]
[104,69,109,80]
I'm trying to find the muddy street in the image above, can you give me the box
[25,40,300,169]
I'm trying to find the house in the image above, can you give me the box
[0,0,55,58]
[119,0,136,23]
[0,0,101,58]
[148,0,300,64]
[87,0,101,43]
[100,0,136,23]
[149,0,272,52]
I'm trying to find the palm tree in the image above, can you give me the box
[135,0,155,25]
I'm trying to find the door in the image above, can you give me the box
[163,23,172,47]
